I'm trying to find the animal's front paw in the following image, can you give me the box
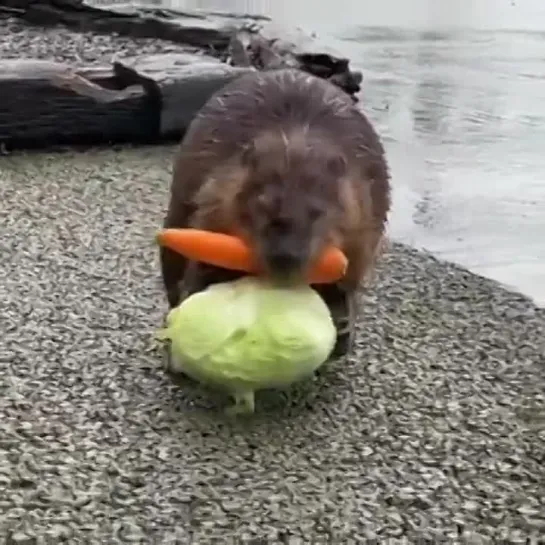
[224,391,255,416]
[331,321,356,358]
[161,342,174,373]
[160,343,191,382]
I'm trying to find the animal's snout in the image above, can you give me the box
[267,250,304,273]
[260,218,312,279]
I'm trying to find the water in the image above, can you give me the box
[108,0,545,305]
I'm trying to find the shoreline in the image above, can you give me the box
[2,15,543,307]
[6,142,545,309]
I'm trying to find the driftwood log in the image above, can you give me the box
[0,0,363,150]
[0,55,253,148]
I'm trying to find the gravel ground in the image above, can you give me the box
[0,17,198,65]
[1,146,544,544]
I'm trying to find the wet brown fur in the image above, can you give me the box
[160,68,391,356]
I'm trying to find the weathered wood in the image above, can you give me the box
[2,0,362,96]
[0,54,253,148]
[121,54,252,138]
[0,0,363,150]
[229,22,363,97]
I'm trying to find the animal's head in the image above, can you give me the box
[234,129,351,282]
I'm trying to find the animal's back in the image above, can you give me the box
[174,69,389,212]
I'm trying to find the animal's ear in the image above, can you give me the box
[325,153,348,178]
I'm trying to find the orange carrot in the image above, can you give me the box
[156,228,347,284]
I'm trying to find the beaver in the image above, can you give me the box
[160,68,391,357]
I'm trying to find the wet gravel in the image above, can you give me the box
[1,146,544,544]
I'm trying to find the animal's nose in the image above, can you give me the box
[267,250,303,272]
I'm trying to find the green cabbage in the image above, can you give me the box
[156,277,336,414]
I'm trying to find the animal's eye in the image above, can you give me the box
[256,193,275,212]
[237,205,252,224]
[325,154,348,178]
[308,205,323,221]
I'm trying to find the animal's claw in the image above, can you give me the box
[225,391,255,416]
